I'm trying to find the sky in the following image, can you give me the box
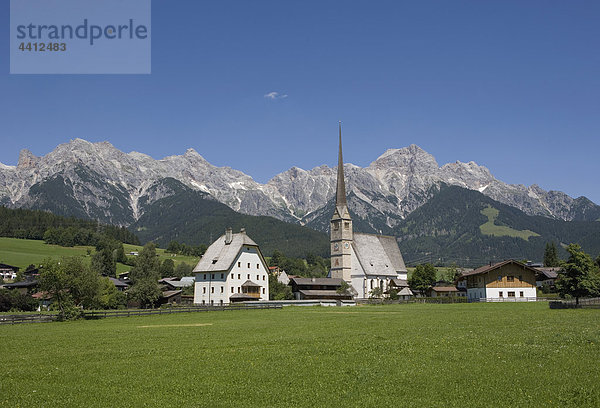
[1,1,599,203]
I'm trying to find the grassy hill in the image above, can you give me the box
[0,237,199,275]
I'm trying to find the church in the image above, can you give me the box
[330,123,410,299]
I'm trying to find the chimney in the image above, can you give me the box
[225,227,233,245]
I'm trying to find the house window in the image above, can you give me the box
[263,275,265,280]
[238,262,241,267]
[211,274,214,279]
[203,287,206,294]
[257,264,259,269]
[247,263,250,268]
[221,273,224,279]
[247,274,250,279]
[203,274,206,280]
[497,275,502,281]
[202,300,205,305]
[518,275,523,282]
[370,280,373,289]
[499,291,503,297]
[231,287,234,293]
[262,288,265,294]
[257,275,259,280]
[210,300,214,306]
[508,291,515,297]
[238,287,241,293]
[507,276,514,282]
[211,287,214,293]
[220,287,224,293]
[520,291,524,297]
[219,300,223,305]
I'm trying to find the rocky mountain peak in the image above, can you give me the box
[17,149,39,169]
[371,144,439,173]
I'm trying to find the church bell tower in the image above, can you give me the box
[330,122,353,282]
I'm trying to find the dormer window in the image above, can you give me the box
[212,259,218,264]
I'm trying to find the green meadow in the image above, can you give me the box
[479,206,540,240]
[1,303,598,407]
[0,237,200,274]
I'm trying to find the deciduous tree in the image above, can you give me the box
[409,263,437,296]
[555,244,600,305]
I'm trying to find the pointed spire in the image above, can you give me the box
[336,121,347,207]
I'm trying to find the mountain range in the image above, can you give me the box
[1,139,599,264]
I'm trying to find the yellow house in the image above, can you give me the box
[462,260,537,301]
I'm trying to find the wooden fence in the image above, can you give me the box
[0,313,58,325]
[0,304,282,325]
[549,297,600,309]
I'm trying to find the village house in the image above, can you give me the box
[329,123,408,299]
[427,282,460,297]
[193,228,269,305]
[388,278,413,300]
[289,277,353,300]
[0,263,19,281]
[535,267,560,289]
[462,260,538,301]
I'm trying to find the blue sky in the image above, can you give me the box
[1,1,599,203]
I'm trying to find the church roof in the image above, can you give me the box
[352,233,407,277]
[193,230,259,273]
[335,121,347,210]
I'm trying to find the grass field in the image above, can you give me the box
[479,206,540,241]
[0,238,200,275]
[1,303,598,407]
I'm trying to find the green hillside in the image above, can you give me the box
[0,237,199,275]
[129,178,330,258]
[479,205,540,240]
[397,185,600,267]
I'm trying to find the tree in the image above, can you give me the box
[369,287,384,299]
[443,263,461,282]
[128,243,162,308]
[336,280,351,295]
[555,244,600,305]
[64,257,101,309]
[91,249,116,277]
[174,262,193,278]
[268,274,293,300]
[544,242,560,267]
[98,277,126,310]
[408,263,437,296]
[160,259,175,278]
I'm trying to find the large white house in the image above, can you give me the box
[462,260,538,301]
[330,123,409,299]
[193,228,269,305]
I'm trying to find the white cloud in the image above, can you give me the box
[264,91,288,100]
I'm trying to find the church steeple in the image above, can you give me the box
[330,122,353,282]
[336,121,347,209]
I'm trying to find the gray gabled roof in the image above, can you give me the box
[352,233,407,277]
[289,278,344,286]
[193,231,259,273]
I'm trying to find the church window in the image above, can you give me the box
[334,222,339,231]
[238,262,241,267]
[247,274,250,279]
[248,263,251,268]
[221,287,224,293]
[370,280,373,289]
[257,275,260,280]
[257,264,260,269]
[344,222,350,230]
[263,275,265,280]
[238,274,240,279]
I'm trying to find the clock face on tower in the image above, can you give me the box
[344,242,350,249]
